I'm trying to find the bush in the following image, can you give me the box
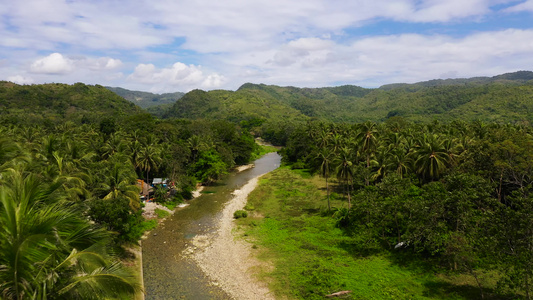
[233,210,248,219]
[88,196,144,242]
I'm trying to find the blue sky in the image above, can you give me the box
[1,0,533,93]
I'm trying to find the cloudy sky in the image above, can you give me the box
[1,0,533,93]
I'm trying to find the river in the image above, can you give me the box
[142,152,281,299]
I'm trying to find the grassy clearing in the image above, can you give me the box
[236,167,499,300]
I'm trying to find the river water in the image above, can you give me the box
[142,152,281,299]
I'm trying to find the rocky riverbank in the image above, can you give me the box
[185,176,275,300]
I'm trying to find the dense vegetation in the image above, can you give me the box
[0,81,142,127]
[3,71,533,299]
[160,71,533,124]
[0,82,259,299]
[243,119,533,299]
[105,86,184,109]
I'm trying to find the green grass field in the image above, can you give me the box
[235,168,502,300]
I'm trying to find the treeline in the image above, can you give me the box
[0,114,258,299]
[157,71,533,125]
[0,81,142,126]
[271,119,533,298]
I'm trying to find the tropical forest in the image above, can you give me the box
[1,71,533,299]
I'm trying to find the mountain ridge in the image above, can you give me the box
[162,70,533,124]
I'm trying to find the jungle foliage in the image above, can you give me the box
[253,119,533,299]
[160,71,533,125]
[0,82,260,299]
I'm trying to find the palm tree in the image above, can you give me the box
[316,147,333,212]
[100,133,126,160]
[386,148,412,178]
[138,144,161,188]
[356,121,379,168]
[334,147,354,208]
[127,140,143,173]
[0,137,28,172]
[370,147,389,182]
[412,134,451,182]
[0,168,141,299]
[187,135,205,163]
[98,163,141,211]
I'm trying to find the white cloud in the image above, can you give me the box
[405,0,491,22]
[30,53,74,74]
[128,62,225,92]
[7,75,34,85]
[202,74,225,89]
[29,53,124,75]
[269,37,336,67]
[505,0,533,12]
[237,28,533,88]
[1,0,532,91]
[87,57,123,70]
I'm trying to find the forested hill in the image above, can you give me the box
[0,82,143,126]
[163,71,533,124]
[162,88,310,124]
[105,86,184,108]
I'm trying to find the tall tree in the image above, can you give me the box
[137,144,161,187]
[316,147,333,212]
[334,147,354,208]
[97,162,141,211]
[412,134,451,182]
[356,121,379,168]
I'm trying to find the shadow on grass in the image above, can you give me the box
[334,237,521,300]
[386,251,521,300]
[422,280,518,300]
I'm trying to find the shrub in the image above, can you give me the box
[233,210,248,219]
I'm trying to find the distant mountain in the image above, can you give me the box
[105,86,184,108]
[379,70,533,90]
[162,71,533,124]
[0,82,143,125]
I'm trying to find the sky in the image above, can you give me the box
[1,0,533,93]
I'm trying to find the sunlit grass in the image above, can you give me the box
[154,208,170,219]
[237,168,497,300]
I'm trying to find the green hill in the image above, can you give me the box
[163,87,310,124]
[105,86,184,108]
[163,71,533,124]
[0,82,143,126]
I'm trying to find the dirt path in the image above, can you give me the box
[187,176,275,300]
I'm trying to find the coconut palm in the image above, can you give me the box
[100,133,126,160]
[0,137,28,172]
[0,168,141,299]
[98,163,141,211]
[370,147,389,182]
[356,121,379,168]
[316,147,333,212]
[386,148,412,178]
[412,134,451,181]
[334,146,355,208]
[137,144,162,188]
[187,135,205,163]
